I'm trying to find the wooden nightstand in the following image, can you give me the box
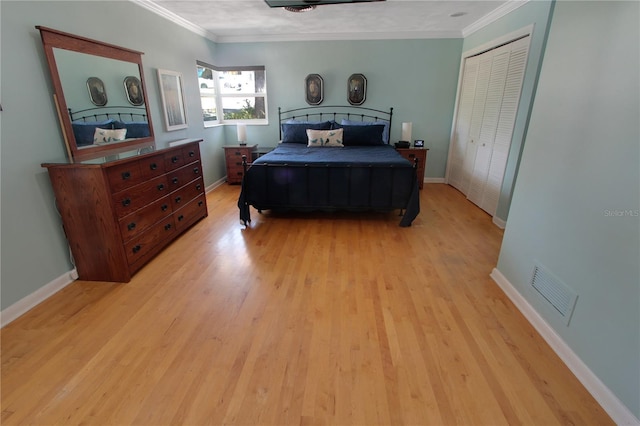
[223,144,257,184]
[396,147,428,189]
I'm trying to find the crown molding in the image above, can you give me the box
[130,0,218,42]
[462,0,530,37]
[216,30,463,43]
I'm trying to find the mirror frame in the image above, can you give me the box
[37,26,155,162]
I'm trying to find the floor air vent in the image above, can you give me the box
[530,263,578,325]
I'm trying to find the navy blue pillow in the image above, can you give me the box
[281,121,332,143]
[72,119,114,146]
[114,120,151,139]
[341,119,390,144]
[334,124,386,146]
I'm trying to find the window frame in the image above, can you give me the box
[196,61,268,128]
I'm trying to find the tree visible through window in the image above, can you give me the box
[196,62,267,126]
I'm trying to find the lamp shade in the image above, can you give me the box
[401,122,412,142]
[237,123,247,142]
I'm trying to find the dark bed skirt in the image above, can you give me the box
[238,163,420,227]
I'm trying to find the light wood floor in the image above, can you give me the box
[1,184,612,425]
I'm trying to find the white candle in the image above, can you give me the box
[401,122,412,142]
[237,124,247,143]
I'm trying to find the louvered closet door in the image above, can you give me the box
[448,56,479,191]
[467,44,511,206]
[478,37,530,215]
[447,35,530,217]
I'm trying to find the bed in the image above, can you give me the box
[69,106,151,147]
[238,106,420,227]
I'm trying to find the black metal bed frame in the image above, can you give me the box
[69,106,148,123]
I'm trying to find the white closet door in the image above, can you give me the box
[467,44,511,206]
[448,56,479,191]
[459,53,493,194]
[479,38,530,215]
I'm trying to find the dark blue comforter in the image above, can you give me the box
[238,144,420,226]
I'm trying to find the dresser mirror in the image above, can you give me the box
[37,26,155,162]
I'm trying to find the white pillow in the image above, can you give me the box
[93,128,127,145]
[306,128,344,147]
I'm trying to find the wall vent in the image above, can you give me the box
[530,263,578,326]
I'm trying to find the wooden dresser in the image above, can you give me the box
[396,148,428,189]
[223,144,257,184]
[42,140,208,282]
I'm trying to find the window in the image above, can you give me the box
[197,62,267,127]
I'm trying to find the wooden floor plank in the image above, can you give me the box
[1,183,613,425]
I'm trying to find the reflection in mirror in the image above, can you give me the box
[37,26,155,162]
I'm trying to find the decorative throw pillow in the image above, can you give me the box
[307,128,344,147]
[93,128,127,145]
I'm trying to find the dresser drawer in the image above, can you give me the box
[139,153,166,180]
[174,194,207,232]
[113,174,169,218]
[166,161,202,191]
[170,177,205,211]
[106,161,143,193]
[183,144,201,162]
[124,216,177,265]
[118,195,172,243]
[164,149,186,172]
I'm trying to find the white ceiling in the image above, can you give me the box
[136,0,527,42]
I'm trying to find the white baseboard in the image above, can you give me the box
[1,269,77,328]
[206,177,226,193]
[492,216,507,229]
[424,177,446,184]
[490,268,640,426]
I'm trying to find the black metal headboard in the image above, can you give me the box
[69,106,148,123]
[279,105,393,143]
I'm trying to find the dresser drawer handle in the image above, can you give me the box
[235,162,242,166]
[178,214,184,222]
[164,223,172,231]
[234,151,242,156]
[408,154,416,158]
[237,172,243,176]
[175,196,182,204]
[198,201,204,207]
[132,245,141,254]
[150,163,158,170]
[127,222,136,231]
[188,150,195,157]
[193,167,200,174]
[161,204,169,211]
[157,184,165,191]
[172,156,179,163]
[196,184,202,191]
[121,171,131,180]
[122,198,131,207]
[172,177,179,184]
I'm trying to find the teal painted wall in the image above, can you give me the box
[496,1,639,418]
[0,1,226,309]
[216,38,463,179]
[461,1,554,223]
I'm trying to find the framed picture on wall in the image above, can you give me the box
[123,76,144,106]
[86,77,107,106]
[347,73,366,105]
[157,69,187,131]
[305,74,324,105]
